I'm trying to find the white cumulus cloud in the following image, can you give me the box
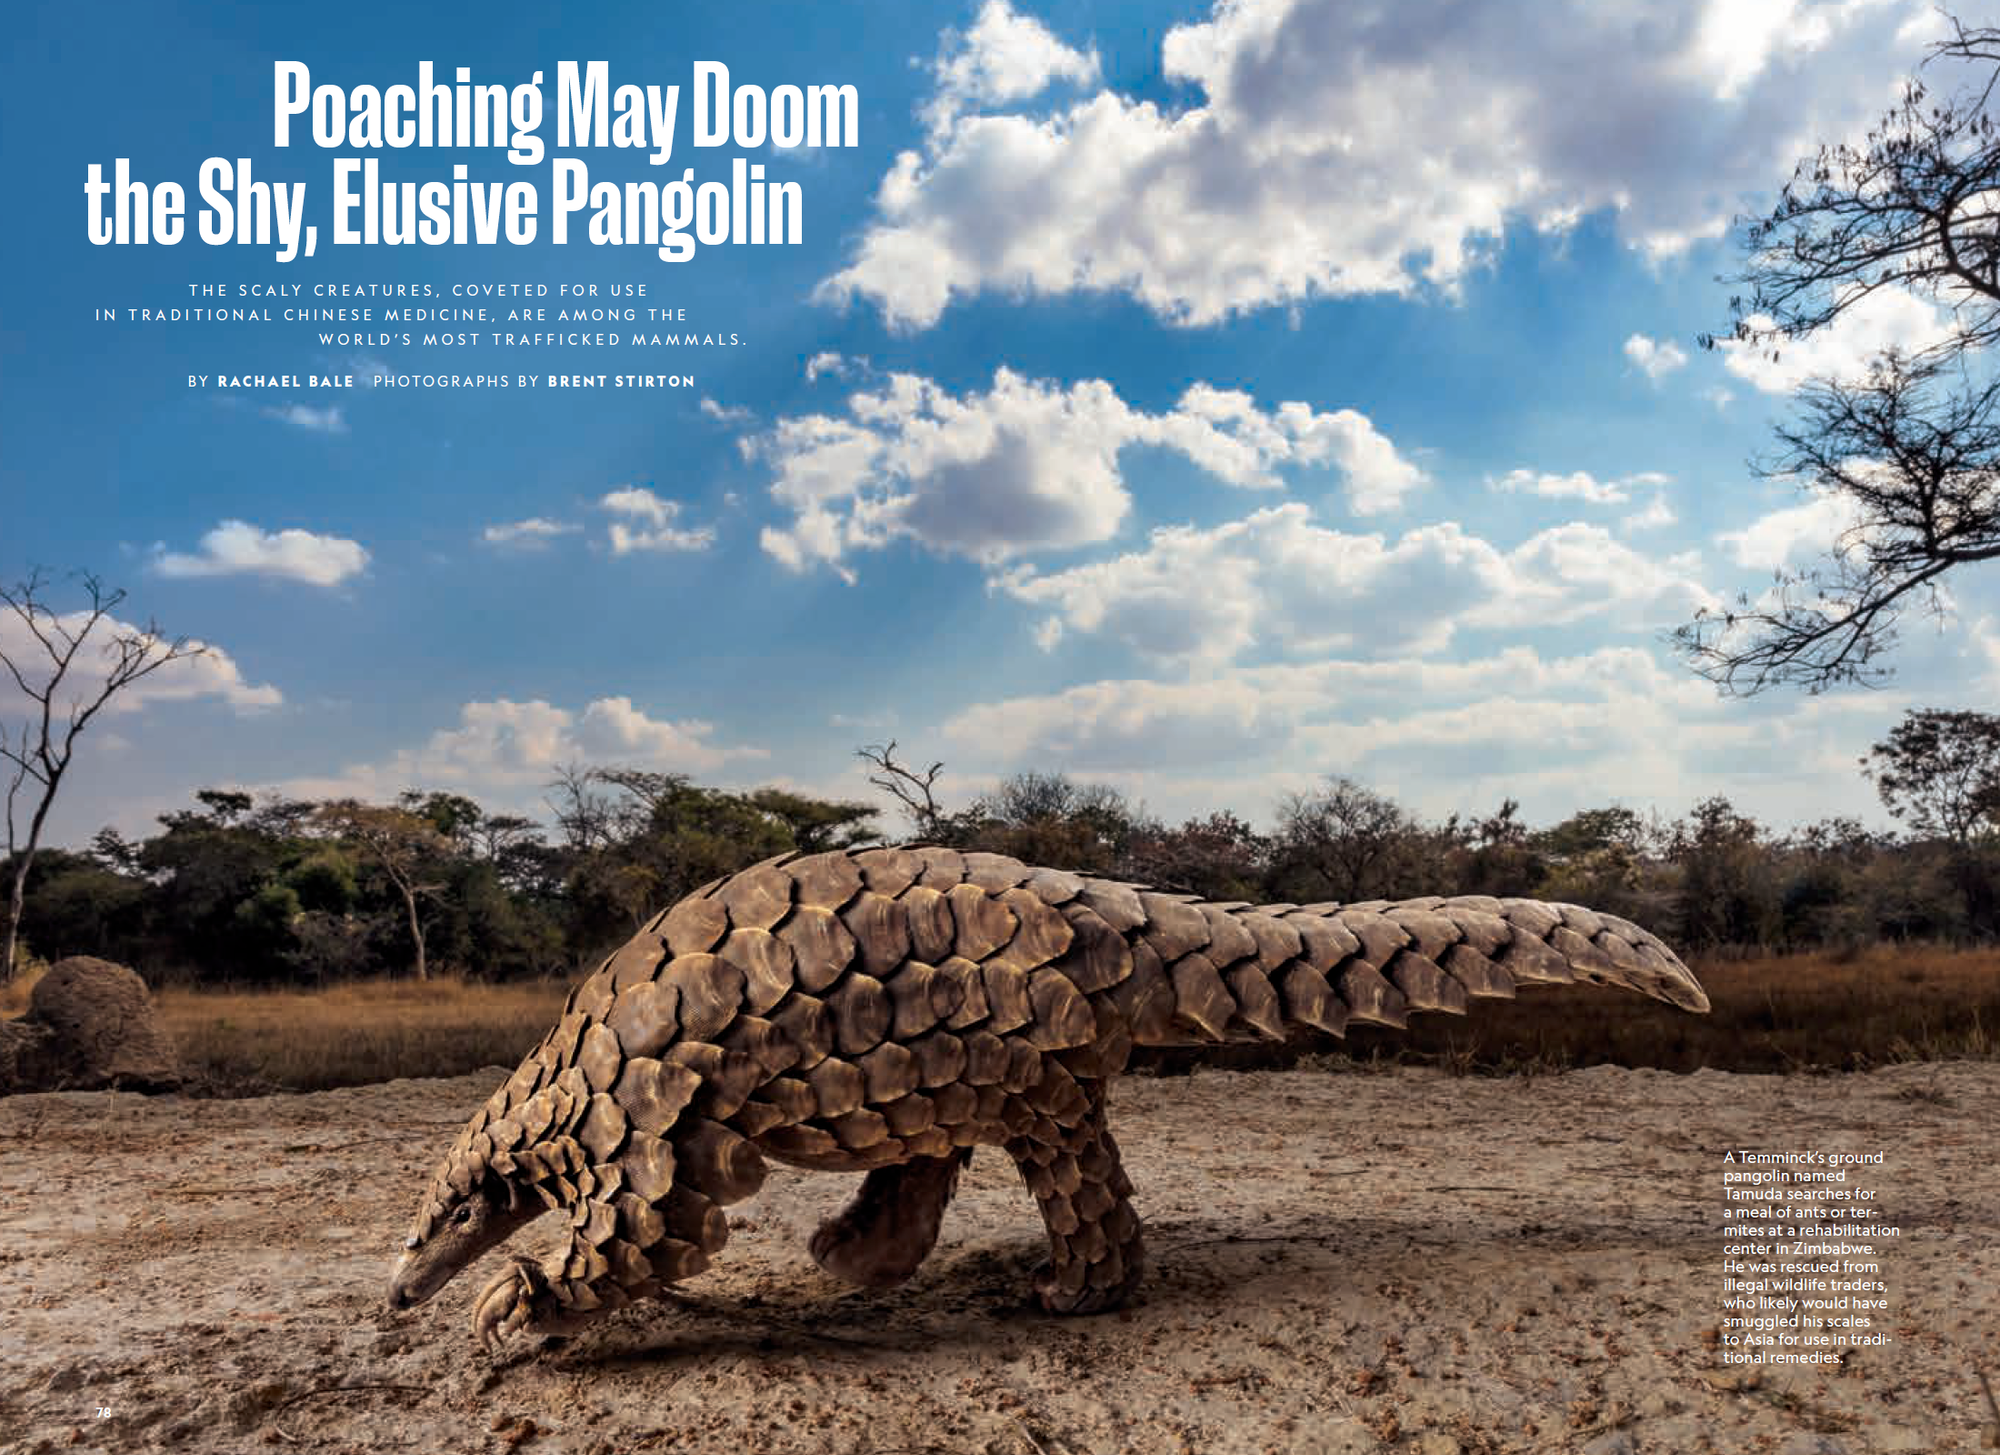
[263,403,348,433]
[0,607,281,715]
[805,351,857,382]
[1624,334,1689,380]
[926,0,1102,132]
[926,645,1887,829]
[999,502,1714,665]
[281,695,766,807]
[1718,491,1865,570]
[821,0,1927,328]
[1621,493,1678,533]
[699,397,754,425]
[480,517,578,547]
[151,521,369,587]
[1492,469,1669,504]
[599,487,717,555]
[1719,288,1956,393]
[749,369,1426,577]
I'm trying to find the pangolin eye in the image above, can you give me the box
[453,1205,473,1226]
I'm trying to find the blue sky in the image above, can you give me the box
[6,0,1996,847]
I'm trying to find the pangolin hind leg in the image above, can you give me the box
[1005,1083,1145,1313]
[808,1148,975,1287]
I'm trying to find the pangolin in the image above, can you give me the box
[386,846,1707,1350]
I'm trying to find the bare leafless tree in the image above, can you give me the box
[546,761,619,853]
[857,740,946,838]
[1682,16,2000,693]
[1704,18,2000,363]
[1,571,205,981]
[1676,352,2000,692]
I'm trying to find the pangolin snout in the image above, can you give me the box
[386,1258,435,1312]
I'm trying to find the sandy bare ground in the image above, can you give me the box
[1,1063,1995,1455]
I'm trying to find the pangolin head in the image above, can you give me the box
[386,1131,535,1312]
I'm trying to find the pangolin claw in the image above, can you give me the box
[473,1255,546,1353]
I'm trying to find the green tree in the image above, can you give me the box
[1863,707,2000,932]
[315,800,455,980]
[1270,777,1431,904]
[14,847,147,963]
[963,771,1144,874]
[423,854,564,980]
[1670,797,1782,950]
[1778,816,1885,946]
[550,766,883,966]
[745,788,878,854]
[1445,799,1544,898]
[144,790,297,977]
[1125,811,1268,900]
[1536,806,1651,861]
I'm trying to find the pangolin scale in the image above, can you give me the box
[387,845,1708,1349]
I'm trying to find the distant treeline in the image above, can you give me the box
[8,755,1998,988]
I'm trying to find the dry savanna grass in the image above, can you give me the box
[153,978,570,1094]
[1292,942,2000,1077]
[0,950,56,1016]
[14,943,1999,1093]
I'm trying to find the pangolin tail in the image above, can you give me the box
[1074,885,1710,1046]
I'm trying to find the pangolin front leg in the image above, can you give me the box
[472,1256,594,1352]
[471,1220,674,1352]
[1005,1081,1144,1314]
[473,1120,757,1350]
[809,1149,975,1288]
